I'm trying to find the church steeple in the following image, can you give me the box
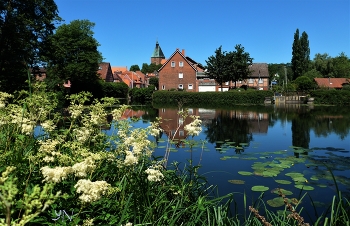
[151,41,165,65]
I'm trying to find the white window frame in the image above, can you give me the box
[179,73,183,79]
[249,78,254,83]
[259,78,263,83]
[225,81,229,85]
[162,85,165,90]
[179,61,184,67]
[178,84,183,89]
[188,84,193,90]
[171,61,175,67]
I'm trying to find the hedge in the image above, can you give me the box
[310,89,350,105]
[152,90,274,107]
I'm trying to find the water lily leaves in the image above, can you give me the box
[238,171,253,176]
[272,188,293,196]
[252,185,269,192]
[228,180,245,184]
[310,175,319,181]
[220,156,231,160]
[285,172,304,178]
[292,177,307,183]
[239,143,249,146]
[241,156,258,160]
[267,197,285,207]
[295,184,314,190]
[275,180,292,185]
[262,170,278,177]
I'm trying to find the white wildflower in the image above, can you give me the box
[41,120,56,132]
[69,104,84,119]
[43,156,55,163]
[74,127,92,143]
[38,139,60,154]
[72,157,96,177]
[74,179,110,203]
[41,166,72,183]
[82,218,94,226]
[145,168,164,182]
[184,115,202,136]
[124,151,138,166]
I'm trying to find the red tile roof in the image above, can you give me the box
[314,78,350,89]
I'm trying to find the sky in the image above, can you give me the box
[54,0,349,69]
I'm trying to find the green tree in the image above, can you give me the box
[130,64,140,71]
[141,63,162,74]
[293,75,314,92]
[0,0,60,92]
[149,77,159,90]
[205,46,229,91]
[291,29,310,80]
[313,53,334,77]
[227,44,253,88]
[45,20,103,94]
[332,52,350,78]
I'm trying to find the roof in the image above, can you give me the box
[98,62,112,80]
[158,48,199,72]
[111,66,128,74]
[249,63,269,78]
[314,78,350,89]
[151,41,165,58]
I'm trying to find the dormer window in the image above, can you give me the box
[171,61,175,67]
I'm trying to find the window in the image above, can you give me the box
[179,118,183,125]
[188,84,193,90]
[179,73,183,78]
[178,84,183,89]
[179,130,184,136]
[249,78,254,83]
[171,61,175,67]
[259,78,263,84]
[162,85,165,90]
[225,82,229,85]
[179,61,184,67]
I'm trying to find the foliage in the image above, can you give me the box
[141,63,162,74]
[44,19,103,94]
[98,80,129,99]
[129,85,156,104]
[0,82,238,225]
[291,29,310,80]
[310,89,350,105]
[152,90,273,106]
[149,77,159,90]
[129,64,140,72]
[205,46,230,91]
[293,75,315,92]
[226,44,254,88]
[332,52,350,78]
[0,0,60,92]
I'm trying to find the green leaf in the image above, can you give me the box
[251,185,269,192]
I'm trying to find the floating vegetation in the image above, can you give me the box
[295,184,314,191]
[251,185,269,192]
[267,197,285,207]
[238,171,253,176]
[241,156,258,160]
[239,143,249,146]
[271,188,293,196]
[228,180,245,184]
[275,180,292,185]
[220,156,231,161]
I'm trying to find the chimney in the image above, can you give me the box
[182,49,185,56]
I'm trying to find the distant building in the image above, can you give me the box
[151,41,166,65]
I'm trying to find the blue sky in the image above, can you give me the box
[54,0,349,69]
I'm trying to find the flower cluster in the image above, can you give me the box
[74,179,110,203]
[41,166,72,183]
[184,115,202,136]
[145,167,164,182]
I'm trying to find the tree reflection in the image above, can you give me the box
[204,110,253,149]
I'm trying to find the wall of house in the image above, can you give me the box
[159,52,197,92]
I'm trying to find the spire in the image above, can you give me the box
[151,41,165,58]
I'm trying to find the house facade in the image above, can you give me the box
[158,48,204,92]
[158,47,269,92]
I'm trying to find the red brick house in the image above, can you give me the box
[158,48,205,92]
[98,62,115,82]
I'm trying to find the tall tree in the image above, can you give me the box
[227,44,253,88]
[205,46,229,91]
[129,65,140,71]
[291,29,310,80]
[45,20,103,94]
[141,63,162,74]
[332,52,350,78]
[0,0,60,92]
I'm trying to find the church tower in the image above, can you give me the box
[151,41,165,65]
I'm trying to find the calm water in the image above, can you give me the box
[109,104,350,222]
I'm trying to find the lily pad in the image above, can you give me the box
[267,197,285,207]
[238,171,253,176]
[252,185,269,192]
[228,180,245,184]
[295,184,314,191]
[275,180,292,185]
[272,188,293,196]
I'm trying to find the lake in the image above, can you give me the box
[107,104,350,222]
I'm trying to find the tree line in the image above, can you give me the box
[1,1,349,95]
